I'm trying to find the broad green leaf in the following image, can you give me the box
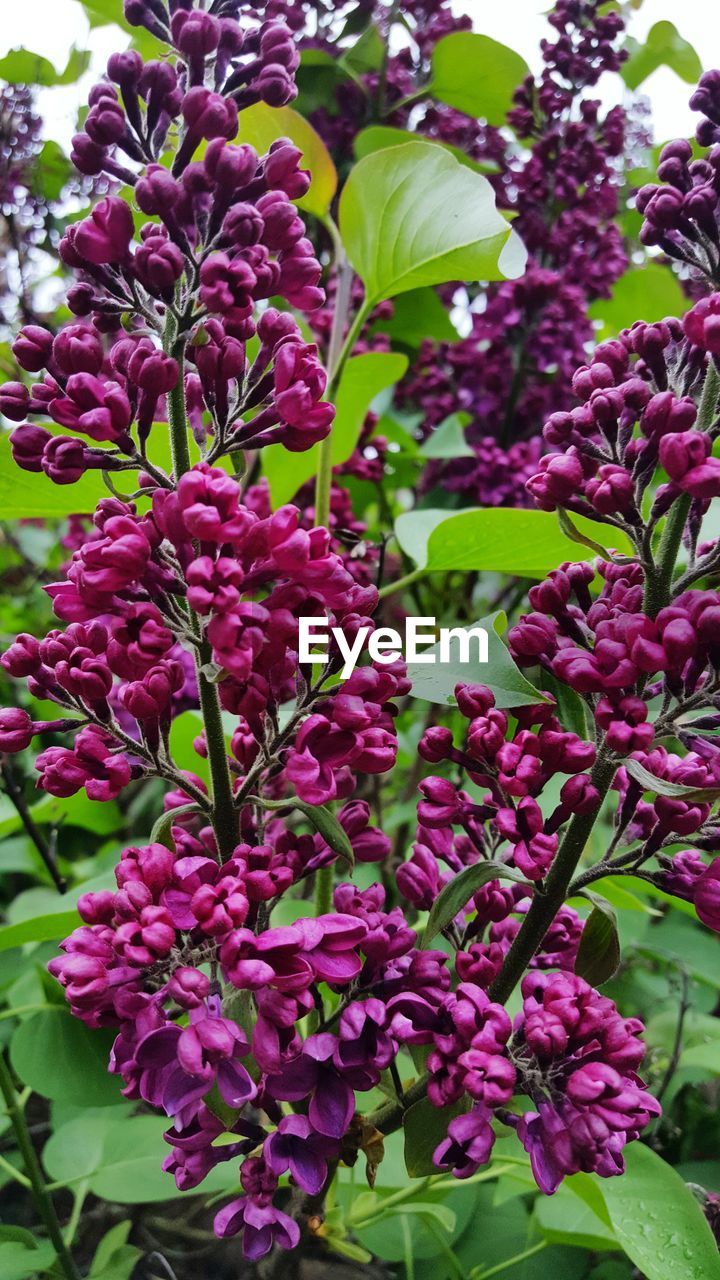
[168,710,210,786]
[422,861,529,945]
[0,439,109,519]
[403,1096,469,1177]
[535,1184,617,1252]
[371,287,460,347]
[574,899,621,986]
[88,1114,235,1202]
[339,142,524,309]
[72,0,133,30]
[680,1042,720,1073]
[395,507,634,576]
[0,1238,56,1280]
[625,756,720,803]
[419,413,473,460]
[354,124,499,175]
[622,21,702,91]
[90,1221,137,1278]
[254,797,354,868]
[406,610,546,709]
[0,46,90,86]
[263,351,407,506]
[10,1009,122,1106]
[341,24,384,75]
[31,140,71,203]
[236,103,337,219]
[592,1142,720,1280]
[0,790,122,841]
[43,1113,113,1184]
[430,32,530,124]
[0,911,81,953]
[589,264,686,340]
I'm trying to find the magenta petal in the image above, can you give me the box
[217,1058,257,1108]
[162,1065,210,1118]
[309,1075,354,1138]
[310,949,362,982]
[214,1197,247,1239]
[289,1146,327,1196]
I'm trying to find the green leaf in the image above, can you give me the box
[625,756,720,803]
[0,1238,56,1280]
[90,1221,135,1277]
[535,1184,617,1251]
[430,32,530,124]
[0,911,81,954]
[588,264,687,340]
[395,507,634,576]
[422,861,529,946]
[87,1114,234,1202]
[263,351,407,506]
[371,287,460,347]
[406,609,547,709]
[91,1227,140,1280]
[72,0,133,30]
[341,24,384,75]
[253,797,354,869]
[236,102,337,219]
[43,1113,113,1184]
[339,142,524,310]
[557,507,627,562]
[574,898,621,986]
[168,710,210,786]
[419,413,473,460]
[0,439,109,519]
[30,140,71,203]
[622,21,702,91]
[403,1096,469,1177]
[592,1142,720,1280]
[10,1009,122,1106]
[149,802,202,850]
[0,45,90,86]
[354,124,499,175]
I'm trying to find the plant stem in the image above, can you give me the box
[314,254,356,527]
[488,747,617,1005]
[377,565,427,600]
[1,762,65,893]
[166,331,238,862]
[471,1240,548,1279]
[313,255,366,914]
[314,863,334,916]
[166,340,192,479]
[0,1051,81,1280]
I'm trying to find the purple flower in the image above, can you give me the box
[264,1115,335,1194]
[433,1107,495,1179]
[214,1195,300,1259]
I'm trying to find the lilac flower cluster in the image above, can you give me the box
[2,0,329,488]
[397,0,629,506]
[0,85,52,328]
[0,465,402,804]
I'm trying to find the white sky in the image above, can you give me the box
[1,0,720,148]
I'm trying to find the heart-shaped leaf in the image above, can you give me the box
[406,610,547,709]
[430,32,530,124]
[339,142,524,309]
